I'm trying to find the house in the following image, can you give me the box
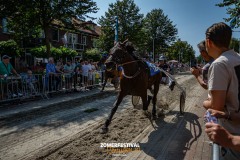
[49,18,101,57]
[0,17,101,57]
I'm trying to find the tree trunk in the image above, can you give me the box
[43,26,51,58]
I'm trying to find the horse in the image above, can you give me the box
[100,60,122,92]
[99,54,122,91]
[101,40,162,133]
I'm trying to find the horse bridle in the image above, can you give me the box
[120,60,143,79]
[108,44,143,79]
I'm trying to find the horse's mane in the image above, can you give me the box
[124,41,142,60]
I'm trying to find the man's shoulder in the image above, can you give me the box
[215,50,240,67]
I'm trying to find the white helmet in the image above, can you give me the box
[159,55,167,61]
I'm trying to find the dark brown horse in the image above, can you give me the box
[101,41,162,133]
[101,62,122,92]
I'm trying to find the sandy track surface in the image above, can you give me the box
[0,73,210,160]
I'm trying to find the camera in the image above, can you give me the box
[190,59,197,68]
[205,110,218,123]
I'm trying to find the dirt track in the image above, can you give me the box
[0,73,209,160]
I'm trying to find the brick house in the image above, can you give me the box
[49,18,101,57]
[0,17,101,70]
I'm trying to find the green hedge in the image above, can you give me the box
[30,46,78,59]
[0,40,20,57]
[84,48,101,61]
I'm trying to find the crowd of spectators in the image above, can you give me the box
[0,56,103,99]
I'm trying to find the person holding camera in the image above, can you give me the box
[191,40,213,90]
[203,22,240,160]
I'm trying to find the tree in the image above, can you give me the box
[144,9,178,56]
[216,0,240,28]
[230,37,240,52]
[0,0,98,57]
[166,39,195,64]
[98,0,144,52]
[85,48,101,61]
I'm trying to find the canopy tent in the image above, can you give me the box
[168,60,178,63]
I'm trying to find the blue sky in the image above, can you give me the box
[89,0,239,56]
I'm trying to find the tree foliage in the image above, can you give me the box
[143,9,178,54]
[84,48,101,61]
[98,0,144,52]
[30,46,77,59]
[230,37,240,52]
[0,0,98,57]
[216,0,240,28]
[166,39,195,64]
[0,40,20,57]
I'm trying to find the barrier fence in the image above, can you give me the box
[0,65,190,104]
[0,70,105,103]
[211,142,220,160]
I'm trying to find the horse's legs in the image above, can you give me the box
[141,92,152,117]
[101,77,108,92]
[101,92,125,133]
[152,82,160,119]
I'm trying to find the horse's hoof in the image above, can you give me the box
[100,127,108,134]
[143,110,151,118]
[152,114,157,120]
[169,81,175,91]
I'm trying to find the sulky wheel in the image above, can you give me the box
[180,91,186,114]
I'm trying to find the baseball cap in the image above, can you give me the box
[2,55,11,59]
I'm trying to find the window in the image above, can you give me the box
[2,18,8,33]
[67,33,78,44]
[52,29,59,41]
[82,36,86,45]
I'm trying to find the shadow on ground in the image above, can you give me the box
[139,111,202,160]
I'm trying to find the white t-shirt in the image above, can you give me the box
[208,49,240,135]
[82,64,92,77]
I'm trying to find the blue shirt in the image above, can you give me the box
[46,63,56,77]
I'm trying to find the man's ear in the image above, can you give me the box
[206,38,215,48]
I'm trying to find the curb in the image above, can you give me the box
[0,89,117,121]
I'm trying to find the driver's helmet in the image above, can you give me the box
[102,53,108,59]
[159,55,167,61]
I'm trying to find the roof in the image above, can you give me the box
[51,18,101,36]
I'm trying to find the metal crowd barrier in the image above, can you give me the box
[211,143,220,160]
[0,70,106,103]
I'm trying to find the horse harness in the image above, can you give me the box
[120,60,144,79]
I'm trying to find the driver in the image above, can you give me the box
[158,55,175,91]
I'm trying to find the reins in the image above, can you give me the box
[120,60,143,79]
[120,60,142,66]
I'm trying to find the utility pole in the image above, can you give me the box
[114,16,118,44]
[153,37,155,62]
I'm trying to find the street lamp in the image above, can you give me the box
[152,26,161,63]
[178,47,183,63]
